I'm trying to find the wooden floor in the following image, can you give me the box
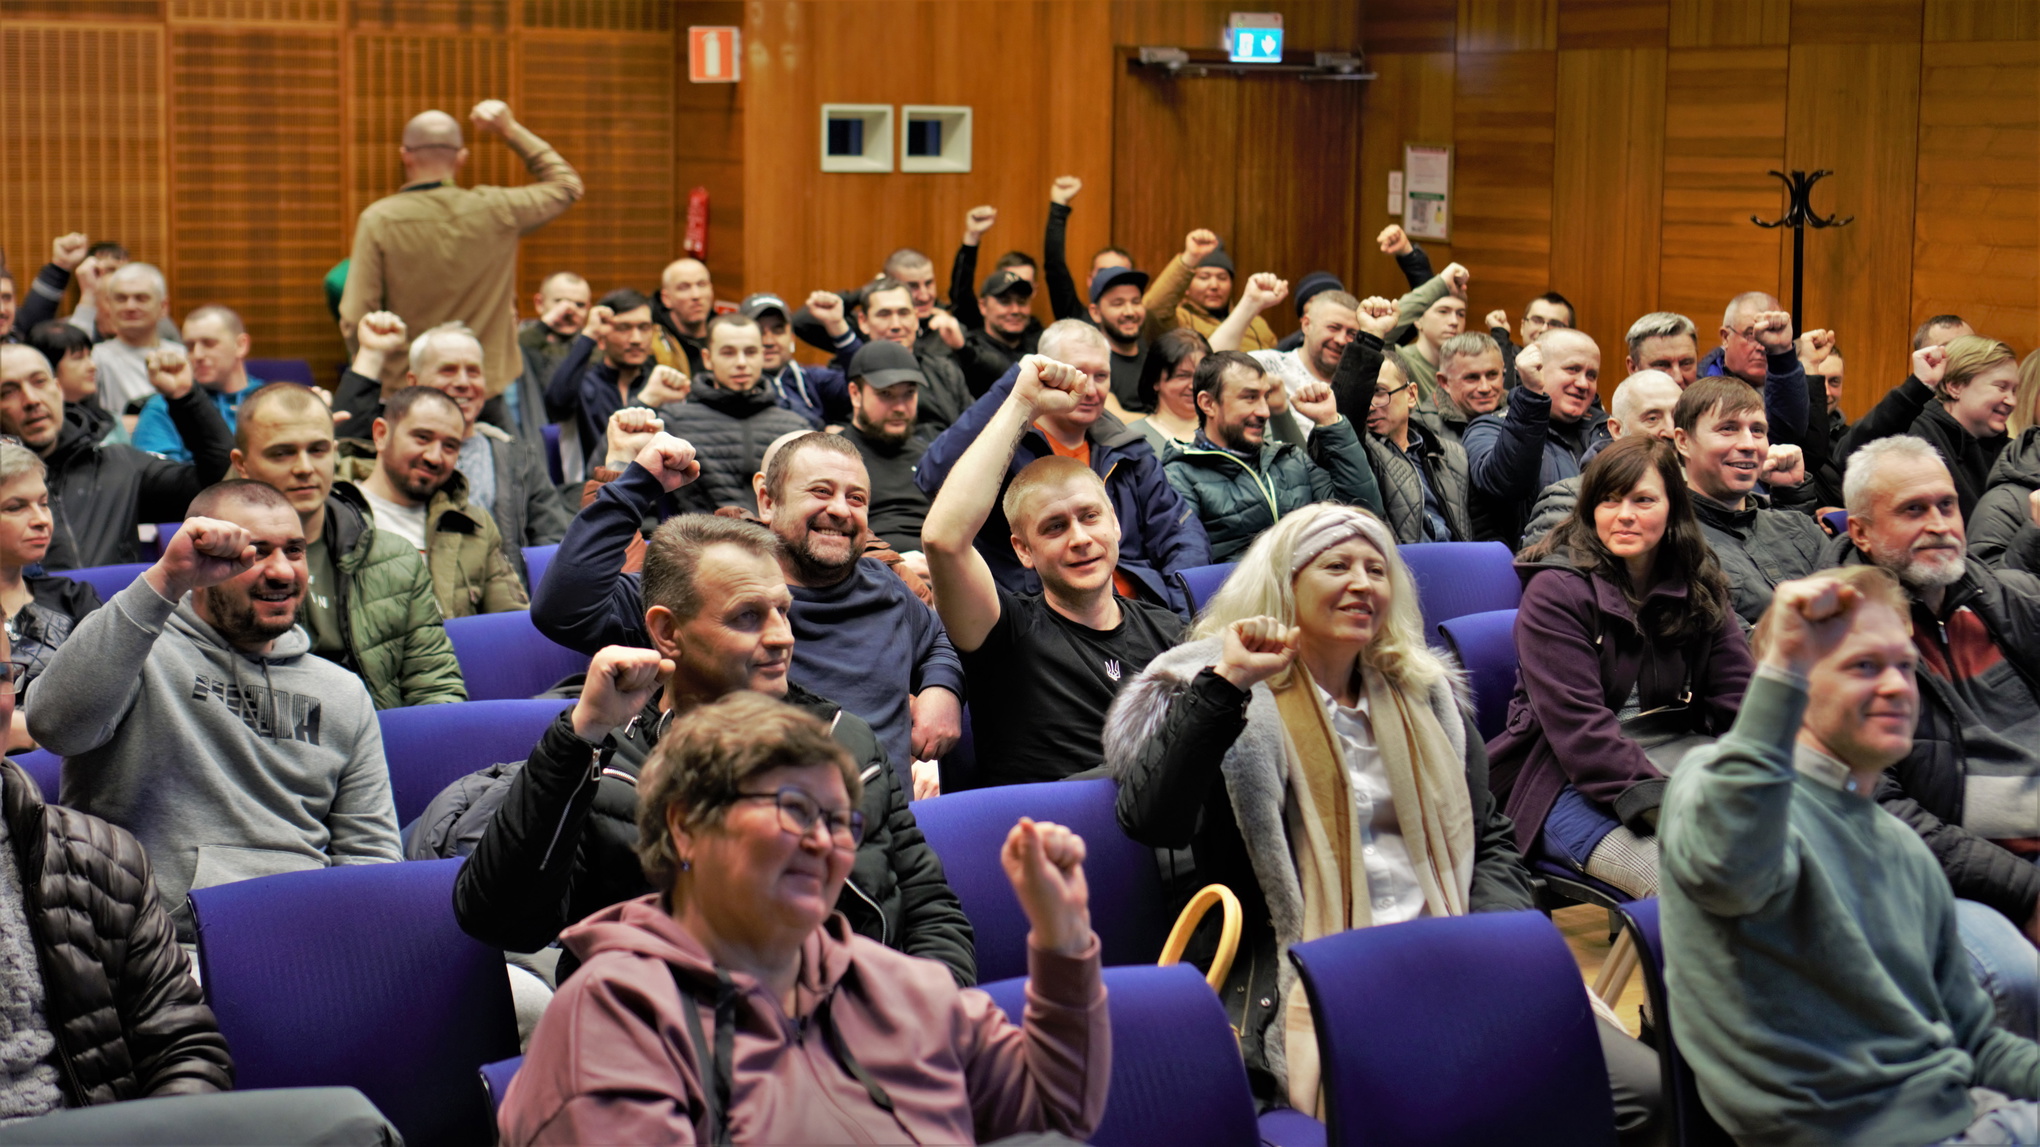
[1556,904,1649,1037]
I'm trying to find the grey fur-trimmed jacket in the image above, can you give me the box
[1103,636,1537,1101]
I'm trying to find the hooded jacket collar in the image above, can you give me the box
[688,374,783,419]
[42,403,113,470]
[563,893,859,1013]
[1987,426,2040,490]
[1515,543,1693,627]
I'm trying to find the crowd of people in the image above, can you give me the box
[2,94,2040,1145]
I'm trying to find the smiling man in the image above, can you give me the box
[1673,377,1829,627]
[1431,331,1509,443]
[1907,334,2021,522]
[29,482,402,941]
[839,340,937,555]
[87,263,180,419]
[923,353,1188,787]
[132,305,259,464]
[1463,328,1612,548]
[340,385,526,619]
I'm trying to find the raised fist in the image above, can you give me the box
[572,646,675,740]
[1291,380,1339,427]
[469,100,513,135]
[582,304,614,345]
[1016,354,1085,415]
[1356,296,1397,339]
[1484,309,1509,331]
[1215,615,1299,691]
[1758,443,1806,489]
[1747,310,1794,352]
[356,311,408,355]
[964,206,998,241]
[1050,176,1082,206]
[145,347,194,400]
[805,290,845,329]
[1441,262,1470,297]
[633,432,701,493]
[1796,328,1836,370]
[50,232,89,273]
[1241,273,1289,313]
[1515,341,1547,395]
[1001,818,1092,957]
[929,310,965,350]
[154,516,257,599]
[637,364,691,408]
[1376,224,1413,257]
[1912,345,1948,388]
[1182,229,1220,266]
[605,407,665,468]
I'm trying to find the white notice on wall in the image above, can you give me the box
[1388,170,1404,215]
[1403,144,1452,241]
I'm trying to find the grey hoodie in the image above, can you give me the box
[27,578,401,938]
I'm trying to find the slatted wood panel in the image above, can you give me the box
[1787,42,1921,416]
[1559,0,1669,48]
[0,25,168,287]
[168,0,341,20]
[1450,51,1556,327]
[1925,0,2040,41]
[1358,52,1457,299]
[516,35,676,306]
[1458,0,1557,51]
[1657,47,1787,345]
[523,0,671,32]
[1911,40,2039,355]
[2,1,163,17]
[1790,0,1923,44]
[169,26,346,381]
[1551,47,1666,388]
[1667,0,1789,46]
[348,0,510,33]
[346,35,518,225]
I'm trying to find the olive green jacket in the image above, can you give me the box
[336,449,530,620]
[319,488,467,709]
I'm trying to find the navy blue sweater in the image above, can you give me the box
[531,463,965,765]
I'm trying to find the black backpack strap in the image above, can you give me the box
[819,993,899,1119]
[673,967,736,1147]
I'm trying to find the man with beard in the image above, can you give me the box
[839,340,936,556]
[341,386,527,618]
[531,428,963,772]
[1840,435,2040,1033]
[28,481,402,942]
[950,268,1042,398]
[0,342,231,569]
[543,288,693,473]
[815,278,972,428]
[1088,265,1151,413]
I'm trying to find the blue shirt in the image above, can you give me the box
[131,383,254,463]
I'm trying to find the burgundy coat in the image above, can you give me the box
[1485,559,1753,855]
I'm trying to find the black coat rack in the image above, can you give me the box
[1752,170,1853,333]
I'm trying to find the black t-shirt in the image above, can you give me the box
[961,587,1184,787]
[1110,346,1151,413]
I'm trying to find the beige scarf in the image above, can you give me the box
[1272,664,1476,1115]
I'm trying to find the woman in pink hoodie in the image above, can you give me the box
[501,675,1110,1145]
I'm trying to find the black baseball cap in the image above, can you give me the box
[850,340,924,388]
[1089,265,1150,305]
[979,269,1035,300]
[738,293,789,322]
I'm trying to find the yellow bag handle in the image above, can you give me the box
[1158,883,1243,993]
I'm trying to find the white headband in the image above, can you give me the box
[1289,508,1375,576]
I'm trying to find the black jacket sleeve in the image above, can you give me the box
[1330,332,1386,426]
[132,390,233,523]
[1116,670,1250,850]
[543,335,599,424]
[1043,203,1083,322]
[332,367,385,429]
[12,264,70,339]
[949,243,983,331]
[529,461,654,654]
[1836,375,1935,465]
[1395,245,1435,290]
[792,284,873,354]
[869,750,977,986]
[1877,779,2040,928]
[453,713,607,952]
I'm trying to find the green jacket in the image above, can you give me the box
[1162,416,1382,563]
[337,449,529,620]
[320,488,467,709]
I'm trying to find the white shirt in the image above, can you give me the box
[90,337,178,417]
[1317,684,1428,925]
[1250,348,1325,400]
[361,489,429,553]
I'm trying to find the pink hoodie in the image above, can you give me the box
[500,895,1110,1145]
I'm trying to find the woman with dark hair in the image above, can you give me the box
[1127,327,1207,454]
[1488,435,1753,897]
[26,321,125,446]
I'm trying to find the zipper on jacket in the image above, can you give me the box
[1177,447,1281,522]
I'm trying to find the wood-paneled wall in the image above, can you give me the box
[0,0,682,385]
[1364,0,2040,419]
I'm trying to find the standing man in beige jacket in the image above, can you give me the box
[339,100,583,405]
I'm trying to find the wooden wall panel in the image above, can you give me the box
[522,0,672,32]
[1367,0,1460,53]
[348,0,510,33]
[1924,0,2040,42]
[1458,0,1556,52]
[1551,47,1665,386]
[168,0,342,21]
[1233,76,1366,314]
[168,26,345,381]
[1658,47,1787,343]
[1450,51,1556,327]
[515,36,675,308]
[1559,0,1668,48]
[1666,0,1789,46]
[745,1,1116,323]
[1358,52,1457,298]
[1790,0,1922,44]
[0,25,168,282]
[1787,42,1921,416]
[1110,72,1240,279]
[1911,40,2039,354]
[3,1,163,17]
[346,36,518,225]
[1110,1,1363,51]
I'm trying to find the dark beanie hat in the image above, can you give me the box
[1198,244,1235,275]
[1293,272,1345,317]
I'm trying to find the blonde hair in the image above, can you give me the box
[1749,566,1908,663]
[1001,455,1107,536]
[2013,348,2040,437]
[1936,334,2017,402]
[1193,504,1450,694]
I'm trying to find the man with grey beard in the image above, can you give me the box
[1840,434,2040,1035]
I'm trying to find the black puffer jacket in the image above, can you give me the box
[1835,541,2040,928]
[0,760,234,1104]
[1690,490,1830,628]
[654,377,815,516]
[449,691,976,986]
[1970,427,2040,569]
[42,398,231,570]
[1909,400,2009,525]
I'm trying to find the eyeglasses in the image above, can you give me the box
[732,786,865,848]
[1370,381,1413,407]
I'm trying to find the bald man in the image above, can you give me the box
[1463,327,1613,547]
[339,100,583,401]
[647,257,718,378]
[1518,369,1682,550]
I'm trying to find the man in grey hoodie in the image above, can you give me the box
[28,480,402,941]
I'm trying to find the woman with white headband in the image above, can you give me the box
[1104,503,1660,1140]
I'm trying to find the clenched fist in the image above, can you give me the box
[356,311,408,355]
[1050,175,1082,206]
[145,347,194,400]
[1182,229,1220,266]
[1357,296,1397,339]
[638,364,691,408]
[1215,616,1300,691]
[964,206,998,242]
[1376,224,1414,257]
